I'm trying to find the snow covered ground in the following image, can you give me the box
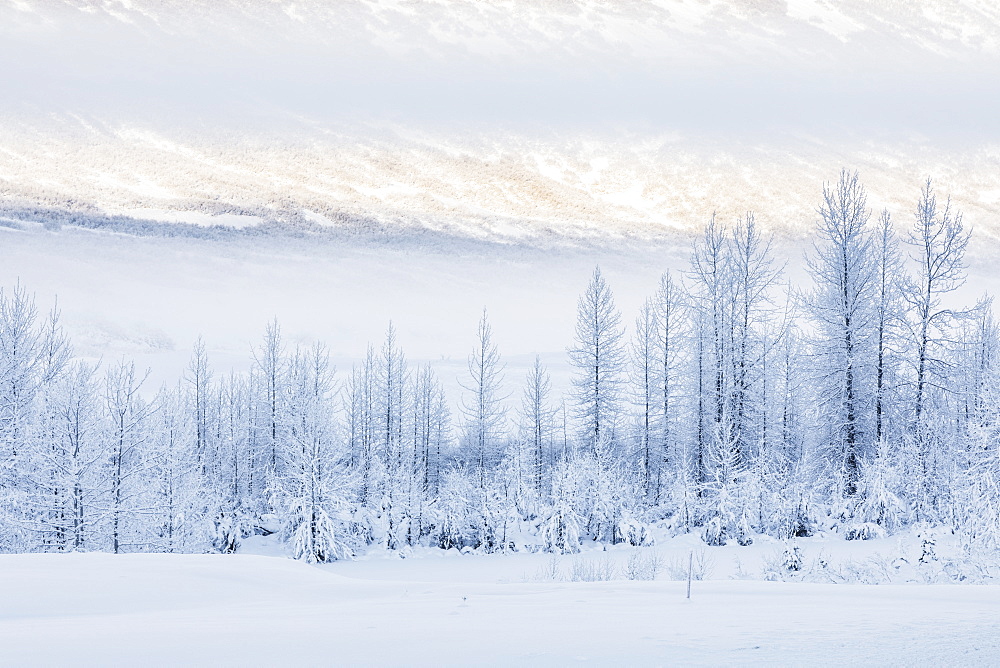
[2,543,999,666]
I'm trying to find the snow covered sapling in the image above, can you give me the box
[783,544,804,572]
[625,549,663,580]
[291,503,352,563]
[213,512,239,554]
[538,461,582,554]
[919,533,937,564]
[845,438,907,540]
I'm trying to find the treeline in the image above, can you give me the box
[2,171,1000,562]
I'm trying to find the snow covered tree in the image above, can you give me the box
[805,170,878,500]
[904,178,971,519]
[650,271,686,503]
[23,302,73,551]
[102,359,154,553]
[689,216,730,487]
[569,267,627,457]
[632,297,658,499]
[873,210,906,447]
[727,213,781,468]
[185,336,213,476]
[148,385,203,552]
[411,362,450,503]
[958,368,1000,550]
[701,411,754,546]
[31,358,104,553]
[434,466,476,550]
[688,214,781,537]
[251,319,287,502]
[849,437,908,539]
[284,342,352,563]
[519,355,555,500]
[375,322,410,550]
[0,284,45,551]
[377,323,408,473]
[460,309,507,484]
[345,344,379,505]
[539,459,583,554]
[214,370,256,550]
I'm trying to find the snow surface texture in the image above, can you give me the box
[2,543,999,666]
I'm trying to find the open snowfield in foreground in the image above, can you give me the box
[2,546,999,667]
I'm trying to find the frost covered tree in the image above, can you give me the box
[0,284,45,550]
[284,343,352,563]
[689,213,780,481]
[148,385,202,552]
[904,179,971,519]
[805,170,878,500]
[519,356,555,500]
[958,342,1000,550]
[650,272,686,503]
[214,370,255,551]
[689,216,730,485]
[538,459,582,554]
[23,303,72,551]
[102,359,154,554]
[727,213,781,468]
[185,336,213,476]
[251,319,287,501]
[412,363,450,505]
[873,210,906,447]
[570,267,627,457]
[434,466,475,550]
[688,214,780,535]
[43,361,102,551]
[455,310,511,552]
[377,323,408,474]
[849,437,908,539]
[768,321,818,538]
[376,322,410,549]
[345,344,379,505]
[701,410,754,546]
[632,297,658,498]
[460,309,507,484]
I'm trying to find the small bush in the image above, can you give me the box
[843,522,885,541]
[666,548,714,581]
[625,549,664,581]
[570,557,617,582]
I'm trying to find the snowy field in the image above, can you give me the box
[2,543,999,667]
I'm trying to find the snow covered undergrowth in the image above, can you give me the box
[311,527,1000,587]
[2,544,999,666]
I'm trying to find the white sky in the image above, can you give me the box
[1,1,999,138]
